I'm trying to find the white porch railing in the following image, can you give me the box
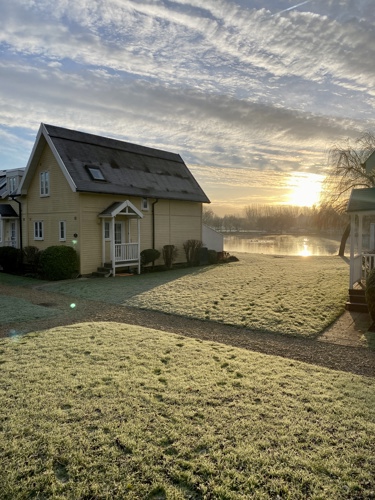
[114,243,139,262]
[363,253,375,281]
[350,253,375,287]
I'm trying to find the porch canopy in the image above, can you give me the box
[347,187,375,287]
[98,200,143,276]
[0,204,18,218]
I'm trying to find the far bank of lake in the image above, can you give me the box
[223,233,347,257]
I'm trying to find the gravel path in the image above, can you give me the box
[1,283,374,377]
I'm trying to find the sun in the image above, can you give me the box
[286,172,324,207]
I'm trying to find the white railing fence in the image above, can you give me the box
[362,253,375,281]
[114,243,138,262]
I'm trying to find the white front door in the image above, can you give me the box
[114,222,124,260]
[115,222,124,245]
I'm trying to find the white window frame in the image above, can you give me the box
[87,167,105,181]
[34,221,44,240]
[9,177,17,193]
[59,221,66,241]
[104,221,110,240]
[40,171,50,197]
[141,198,149,211]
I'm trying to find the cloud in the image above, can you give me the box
[0,0,374,208]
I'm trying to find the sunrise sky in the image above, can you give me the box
[1,0,374,215]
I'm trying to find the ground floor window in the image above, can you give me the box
[59,221,66,241]
[34,221,44,240]
[104,221,110,240]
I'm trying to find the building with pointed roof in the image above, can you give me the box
[1,123,211,275]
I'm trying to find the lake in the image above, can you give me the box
[223,233,347,257]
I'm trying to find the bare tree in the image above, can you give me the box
[322,132,375,255]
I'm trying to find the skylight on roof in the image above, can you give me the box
[87,166,106,181]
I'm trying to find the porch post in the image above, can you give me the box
[358,214,363,256]
[111,217,116,277]
[137,217,141,274]
[349,214,356,288]
[101,219,105,267]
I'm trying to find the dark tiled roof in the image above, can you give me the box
[44,124,210,203]
[347,187,375,212]
[0,204,18,217]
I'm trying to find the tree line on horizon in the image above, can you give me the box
[203,204,347,234]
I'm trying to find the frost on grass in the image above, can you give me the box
[124,254,348,336]
[0,322,374,499]
[0,296,60,324]
[43,254,348,337]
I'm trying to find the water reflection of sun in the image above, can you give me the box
[299,238,312,257]
[287,172,324,207]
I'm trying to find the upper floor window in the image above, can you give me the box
[34,221,44,240]
[8,177,17,193]
[40,171,50,196]
[141,198,149,211]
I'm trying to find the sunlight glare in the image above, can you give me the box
[286,172,324,207]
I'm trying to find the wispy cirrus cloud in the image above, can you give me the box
[0,0,374,210]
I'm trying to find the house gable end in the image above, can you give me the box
[19,123,77,195]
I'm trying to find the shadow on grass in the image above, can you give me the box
[33,265,218,304]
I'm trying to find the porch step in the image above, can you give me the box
[92,267,112,278]
[345,289,368,313]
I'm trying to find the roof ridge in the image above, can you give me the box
[44,124,183,164]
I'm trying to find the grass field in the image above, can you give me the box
[39,254,349,337]
[1,322,374,499]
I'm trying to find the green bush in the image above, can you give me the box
[141,248,161,267]
[39,245,79,281]
[183,239,203,266]
[0,246,22,274]
[366,268,375,321]
[162,245,178,269]
[23,246,42,274]
[207,249,218,264]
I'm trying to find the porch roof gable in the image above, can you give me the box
[347,187,375,213]
[98,200,143,218]
[0,204,18,218]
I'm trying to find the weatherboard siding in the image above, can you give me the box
[25,144,80,251]
[153,200,202,263]
[22,148,204,274]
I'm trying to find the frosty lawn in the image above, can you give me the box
[1,322,374,499]
[43,254,349,337]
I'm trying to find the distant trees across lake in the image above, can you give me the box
[203,204,348,234]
